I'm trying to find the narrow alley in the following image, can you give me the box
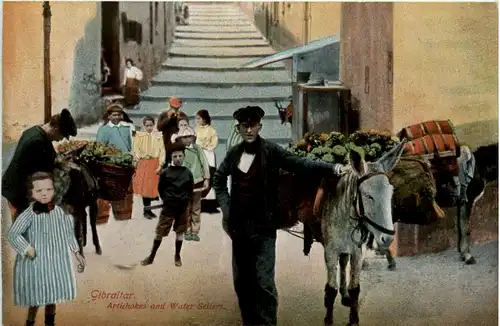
[1,3,498,326]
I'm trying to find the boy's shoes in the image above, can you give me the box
[141,256,154,266]
[191,234,200,242]
[175,255,182,267]
[184,232,192,241]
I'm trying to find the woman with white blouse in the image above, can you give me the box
[122,59,143,107]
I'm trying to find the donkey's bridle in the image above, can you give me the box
[353,172,396,236]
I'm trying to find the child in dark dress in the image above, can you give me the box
[141,142,194,267]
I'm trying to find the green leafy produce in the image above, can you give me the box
[288,130,401,164]
[78,141,134,168]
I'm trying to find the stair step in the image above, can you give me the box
[187,21,252,26]
[176,25,258,34]
[151,69,290,87]
[163,57,285,71]
[140,85,291,102]
[175,32,264,40]
[130,100,290,119]
[169,45,275,58]
[173,38,270,47]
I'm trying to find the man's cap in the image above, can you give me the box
[59,109,77,139]
[233,106,265,123]
[169,97,183,109]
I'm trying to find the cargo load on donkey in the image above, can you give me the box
[399,119,462,207]
[57,140,135,201]
[277,128,449,255]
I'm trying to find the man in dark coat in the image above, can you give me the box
[213,106,345,326]
[2,109,77,220]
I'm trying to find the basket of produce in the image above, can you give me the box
[78,141,135,201]
[280,129,440,229]
[56,140,89,158]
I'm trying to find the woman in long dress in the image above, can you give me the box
[194,110,219,212]
[122,59,143,107]
[8,172,85,326]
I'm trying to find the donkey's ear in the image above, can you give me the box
[349,149,368,177]
[376,140,407,172]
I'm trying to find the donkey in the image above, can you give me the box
[56,159,102,260]
[320,141,406,326]
[275,97,293,125]
[366,143,498,270]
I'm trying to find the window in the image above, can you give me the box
[149,2,153,44]
[364,66,370,94]
[155,2,159,28]
[163,2,167,45]
[387,51,393,84]
[272,3,279,25]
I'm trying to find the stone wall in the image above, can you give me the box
[3,2,101,142]
[2,2,177,143]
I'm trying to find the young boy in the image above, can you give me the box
[171,127,210,242]
[141,141,194,267]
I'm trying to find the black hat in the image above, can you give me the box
[233,106,265,123]
[59,109,77,139]
[168,141,186,157]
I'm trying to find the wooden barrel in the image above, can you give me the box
[112,192,133,221]
[96,199,110,224]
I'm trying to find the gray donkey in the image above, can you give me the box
[320,141,406,326]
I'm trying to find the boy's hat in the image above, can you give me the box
[104,103,124,116]
[172,126,195,142]
[233,106,265,124]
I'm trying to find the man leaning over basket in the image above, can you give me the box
[95,103,134,223]
[2,109,77,221]
[213,106,347,326]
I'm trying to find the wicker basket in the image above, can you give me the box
[90,161,135,201]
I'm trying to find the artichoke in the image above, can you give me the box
[322,153,334,163]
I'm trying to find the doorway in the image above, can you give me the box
[101,2,121,95]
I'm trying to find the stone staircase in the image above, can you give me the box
[124,3,293,166]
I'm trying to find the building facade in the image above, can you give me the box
[241,2,341,50]
[341,2,498,149]
[239,1,498,255]
[3,2,176,143]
